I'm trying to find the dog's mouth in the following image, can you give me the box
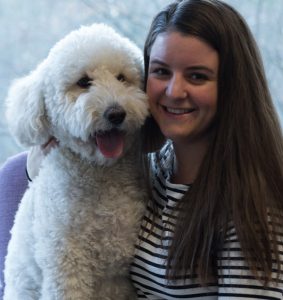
[92,129,125,159]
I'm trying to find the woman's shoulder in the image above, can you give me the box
[148,140,174,174]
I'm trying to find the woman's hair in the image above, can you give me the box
[142,0,283,284]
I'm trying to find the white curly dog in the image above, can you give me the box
[4,24,148,299]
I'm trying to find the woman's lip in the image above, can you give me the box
[161,105,196,115]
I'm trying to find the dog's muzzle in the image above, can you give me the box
[103,105,126,125]
[91,104,127,159]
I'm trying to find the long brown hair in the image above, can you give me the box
[142,0,283,284]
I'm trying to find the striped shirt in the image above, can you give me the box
[130,142,283,299]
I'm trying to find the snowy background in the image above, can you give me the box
[0,0,282,165]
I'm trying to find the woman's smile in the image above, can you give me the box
[162,105,197,115]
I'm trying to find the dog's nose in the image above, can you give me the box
[103,105,126,125]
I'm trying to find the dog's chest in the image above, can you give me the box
[31,152,146,273]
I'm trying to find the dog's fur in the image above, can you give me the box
[4,24,148,299]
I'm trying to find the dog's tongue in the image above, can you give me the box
[96,130,125,158]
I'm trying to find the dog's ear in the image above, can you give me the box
[5,64,50,147]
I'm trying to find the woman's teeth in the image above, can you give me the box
[165,107,194,114]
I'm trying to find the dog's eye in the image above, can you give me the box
[77,76,92,88]
[116,74,126,82]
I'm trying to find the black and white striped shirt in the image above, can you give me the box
[130,142,283,299]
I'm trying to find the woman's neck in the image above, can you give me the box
[171,138,210,185]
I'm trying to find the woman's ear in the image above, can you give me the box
[5,65,50,147]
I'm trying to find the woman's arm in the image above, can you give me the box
[217,226,283,299]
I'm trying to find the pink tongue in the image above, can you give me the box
[95,130,124,158]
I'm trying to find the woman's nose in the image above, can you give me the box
[165,74,187,99]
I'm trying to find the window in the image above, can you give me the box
[0,0,282,165]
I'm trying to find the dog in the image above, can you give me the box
[4,23,148,299]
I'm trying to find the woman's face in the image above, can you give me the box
[147,31,219,145]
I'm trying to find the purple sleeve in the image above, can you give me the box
[0,152,28,299]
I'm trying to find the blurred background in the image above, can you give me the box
[0,0,282,165]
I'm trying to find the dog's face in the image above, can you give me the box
[6,24,149,165]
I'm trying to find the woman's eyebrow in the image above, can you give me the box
[150,59,215,75]
[149,59,168,66]
[186,65,215,74]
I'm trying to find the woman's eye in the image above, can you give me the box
[151,68,170,76]
[189,73,208,83]
[77,76,92,88]
[117,73,126,82]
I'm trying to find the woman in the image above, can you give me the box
[1,0,283,299]
[131,0,283,298]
